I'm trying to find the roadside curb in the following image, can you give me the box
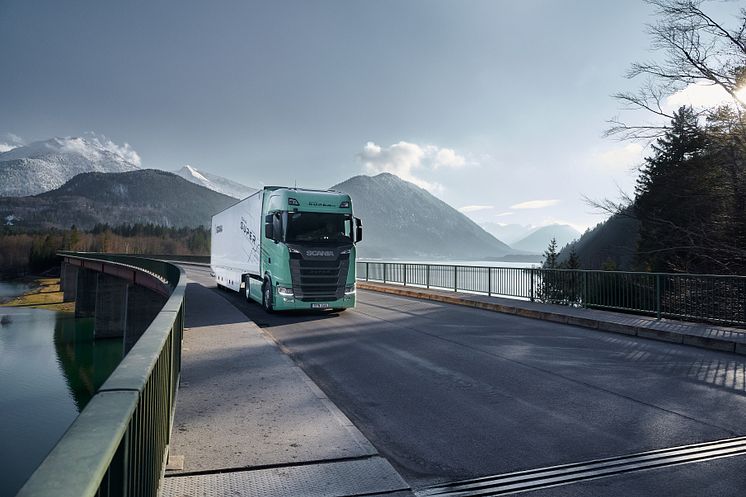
[358,281,746,356]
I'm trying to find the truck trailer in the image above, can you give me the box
[211,186,363,312]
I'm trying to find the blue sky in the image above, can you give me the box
[1,0,742,230]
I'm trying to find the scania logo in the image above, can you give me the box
[306,250,334,257]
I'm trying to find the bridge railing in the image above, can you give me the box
[357,261,746,327]
[17,253,185,497]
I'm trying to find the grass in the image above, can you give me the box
[1,277,74,312]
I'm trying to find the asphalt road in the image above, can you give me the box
[185,265,746,495]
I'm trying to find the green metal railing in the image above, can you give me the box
[17,253,185,497]
[357,261,746,327]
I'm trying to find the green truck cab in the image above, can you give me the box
[211,187,362,312]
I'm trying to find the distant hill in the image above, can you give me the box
[480,222,535,245]
[511,224,581,254]
[0,169,236,229]
[332,173,512,259]
[558,211,639,270]
[0,136,140,197]
[174,165,256,199]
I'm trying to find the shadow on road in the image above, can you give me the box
[212,285,345,328]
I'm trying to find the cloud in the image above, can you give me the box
[664,82,743,112]
[495,211,514,217]
[592,143,643,172]
[458,205,493,213]
[510,199,560,209]
[358,141,468,192]
[0,133,24,153]
[77,133,142,166]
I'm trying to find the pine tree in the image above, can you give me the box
[565,247,581,269]
[634,106,714,272]
[543,238,559,269]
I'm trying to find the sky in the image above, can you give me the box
[1,0,743,231]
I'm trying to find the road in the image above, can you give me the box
[185,265,746,495]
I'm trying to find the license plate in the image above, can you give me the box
[311,303,330,309]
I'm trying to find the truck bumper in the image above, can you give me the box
[272,293,356,311]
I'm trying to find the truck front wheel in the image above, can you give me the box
[262,279,274,313]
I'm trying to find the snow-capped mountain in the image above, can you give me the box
[174,165,256,199]
[0,136,141,197]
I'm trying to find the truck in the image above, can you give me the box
[210,186,363,312]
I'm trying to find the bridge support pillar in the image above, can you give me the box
[94,274,129,339]
[61,263,79,302]
[75,268,98,318]
[125,285,167,353]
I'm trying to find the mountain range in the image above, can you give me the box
[0,136,569,260]
[0,136,140,196]
[0,169,235,229]
[481,222,581,254]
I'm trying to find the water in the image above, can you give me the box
[0,300,123,496]
[0,281,31,301]
[360,260,540,268]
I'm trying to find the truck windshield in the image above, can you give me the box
[285,212,352,243]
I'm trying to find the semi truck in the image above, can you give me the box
[211,186,363,312]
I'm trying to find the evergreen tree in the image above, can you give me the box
[634,106,715,272]
[542,238,559,269]
[564,247,581,269]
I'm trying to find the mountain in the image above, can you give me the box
[511,224,581,254]
[174,165,256,199]
[331,173,512,259]
[558,211,639,270]
[480,222,536,245]
[0,136,140,197]
[0,169,235,229]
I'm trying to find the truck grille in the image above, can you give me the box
[289,254,350,302]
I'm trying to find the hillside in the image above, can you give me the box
[511,224,581,254]
[0,169,236,229]
[558,211,639,270]
[0,136,140,196]
[332,173,512,259]
[174,165,256,199]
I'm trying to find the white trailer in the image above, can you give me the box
[210,190,263,292]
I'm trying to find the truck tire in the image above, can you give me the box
[262,279,274,313]
[332,308,346,313]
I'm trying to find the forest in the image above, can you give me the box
[0,224,210,277]
[559,0,746,276]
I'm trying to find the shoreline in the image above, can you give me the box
[0,277,74,312]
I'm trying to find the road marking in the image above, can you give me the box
[416,436,746,497]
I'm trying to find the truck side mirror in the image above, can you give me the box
[264,214,274,240]
[355,217,363,243]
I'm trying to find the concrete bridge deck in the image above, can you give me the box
[164,265,746,497]
[161,279,410,497]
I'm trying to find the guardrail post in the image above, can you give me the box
[366,262,369,281]
[426,265,430,289]
[582,271,588,308]
[656,273,662,320]
[530,268,535,302]
[454,266,458,292]
[383,263,387,284]
[403,264,407,286]
[487,267,492,296]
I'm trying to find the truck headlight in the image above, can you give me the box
[277,286,294,297]
[344,284,356,295]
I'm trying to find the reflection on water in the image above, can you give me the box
[0,306,123,497]
[0,281,31,301]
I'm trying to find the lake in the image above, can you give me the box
[0,283,123,496]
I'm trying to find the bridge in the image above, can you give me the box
[14,254,746,497]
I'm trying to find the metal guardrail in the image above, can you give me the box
[356,261,746,327]
[17,253,185,497]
